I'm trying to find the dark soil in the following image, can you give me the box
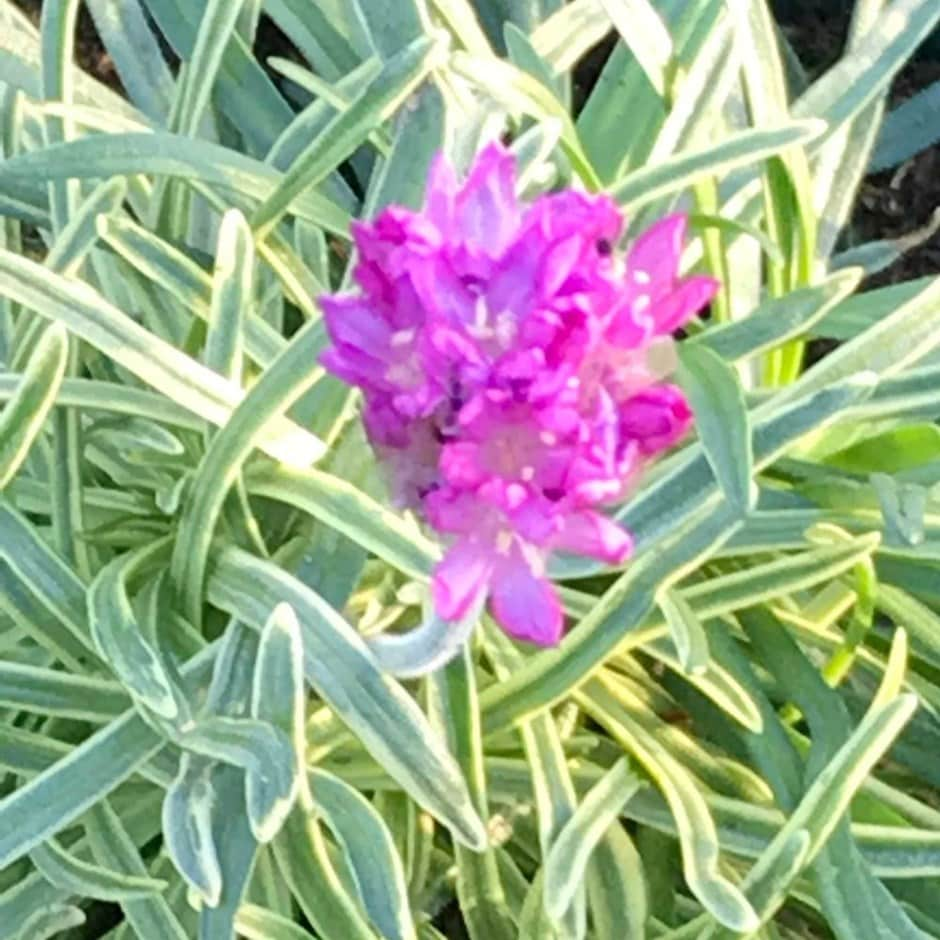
[773,3,940,285]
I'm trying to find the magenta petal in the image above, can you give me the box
[322,295,393,351]
[439,441,487,488]
[425,153,457,231]
[539,234,584,297]
[606,304,654,347]
[320,346,382,388]
[455,142,520,255]
[620,385,693,454]
[432,539,494,621]
[652,275,720,334]
[556,510,633,563]
[627,214,687,286]
[489,552,563,646]
[410,256,478,323]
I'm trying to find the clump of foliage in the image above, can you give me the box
[0,1,939,939]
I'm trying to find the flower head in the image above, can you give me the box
[322,143,717,646]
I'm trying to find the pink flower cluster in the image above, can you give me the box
[322,144,717,646]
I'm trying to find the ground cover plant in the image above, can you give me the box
[0,0,940,938]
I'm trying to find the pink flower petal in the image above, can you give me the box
[321,295,393,351]
[555,510,633,563]
[455,142,520,256]
[489,551,563,646]
[620,385,693,454]
[425,153,457,231]
[440,440,488,489]
[432,539,494,621]
[652,275,719,335]
[627,213,687,287]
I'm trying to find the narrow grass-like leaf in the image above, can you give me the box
[770,277,940,414]
[580,679,758,933]
[362,82,447,217]
[0,723,70,775]
[701,695,919,937]
[246,463,438,580]
[505,23,564,101]
[872,628,909,711]
[235,905,317,940]
[430,0,494,57]
[871,80,940,171]
[170,317,325,628]
[30,837,166,902]
[0,133,351,234]
[677,343,754,514]
[516,871,563,940]
[44,176,127,276]
[0,790,166,935]
[832,212,940,277]
[0,375,203,430]
[0,559,91,671]
[689,269,862,363]
[877,585,940,670]
[85,800,189,940]
[599,0,673,95]
[642,635,764,734]
[262,0,364,77]
[311,768,418,940]
[88,542,183,721]
[0,322,67,489]
[740,610,925,937]
[0,662,128,720]
[434,643,515,940]
[179,716,294,809]
[252,35,439,237]
[585,825,647,940]
[133,0,291,153]
[0,499,107,647]
[0,640,216,869]
[0,249,325,466]
[656,587,710,675]
[824,424,940,474]
[266,56,387,163]
[83,0,174,120]
[162,756,222,906]
[198,764,259,940]
[531,0,610,73]
[39,0,81,231]
[248,603,305,842]
[208,547,487,850]
[172,0,248,138]
[368,596,482,679]
[15,904,85,940]
[592,373,877,567]
[610,122,824,210]
[96,214,285,368]
[273,809,378,940]
[356,0,425,58]
[813,277,935,341]
[647,16,734,163]
[543,759,643,921]
[449,51,600,188]
[793,0,940,132]
[204,209,251,380]
[685,534,881,617]
[483,499,743,734]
